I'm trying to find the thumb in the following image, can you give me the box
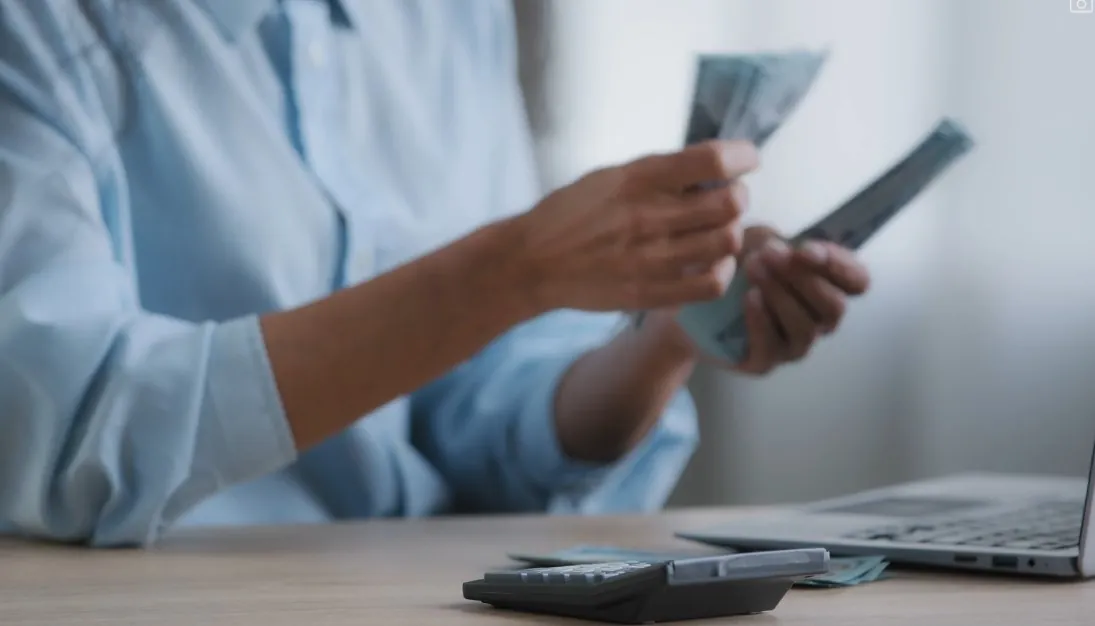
[742,224,784,256]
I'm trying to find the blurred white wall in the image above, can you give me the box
[515,0,1095,506]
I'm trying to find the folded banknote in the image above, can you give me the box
[634,50,827,329]
[676,118,974,363]
[637,51,974,364]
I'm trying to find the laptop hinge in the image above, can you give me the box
[1076,441,1095,577]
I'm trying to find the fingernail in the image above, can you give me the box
[762,238,790,262]
[724,142,760,170]
[715,257,737,285]
[799,241,828,264]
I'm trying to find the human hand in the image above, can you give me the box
[510,140,758,313]
[730,226,871,375]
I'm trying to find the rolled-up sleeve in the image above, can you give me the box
[510,329,700,514]
[407,0,699,514]
[409,309,699,513]
[0,9,296,546]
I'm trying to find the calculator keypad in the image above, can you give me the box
[484,561,656,586]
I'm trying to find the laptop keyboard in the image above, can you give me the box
[842,500,1084,551]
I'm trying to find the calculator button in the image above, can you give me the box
[483,561,655,586]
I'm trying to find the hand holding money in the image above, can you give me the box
[638,224,870,373]
[729,226,870,374]
[668,50,974,365]
[512,140,757,314]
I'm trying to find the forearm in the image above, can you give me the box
[262,218,536,450]
[553,312,697,463]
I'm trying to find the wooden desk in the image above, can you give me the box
[2,507,1092,625]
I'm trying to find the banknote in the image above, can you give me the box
[863,561,891,581]
[717,51,829,147]
[676,118,975,363]
[797,555,889,587]
[634,50,828,328]
[685,51,827,148]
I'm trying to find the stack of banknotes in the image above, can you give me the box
[653,51,975,365]
[683,50,828,148]
[797,554,889,588]
[508,545,890,588]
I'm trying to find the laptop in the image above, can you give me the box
[676,442,1095,579]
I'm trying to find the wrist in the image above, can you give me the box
[488,213,555,317]
[460,217,547,325]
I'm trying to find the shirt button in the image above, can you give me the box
[307,41,326,67]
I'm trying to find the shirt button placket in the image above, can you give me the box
[288,1,377,287]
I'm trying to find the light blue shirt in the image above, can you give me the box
[0,0,698,547]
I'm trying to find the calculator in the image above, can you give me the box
[463,547,829,623]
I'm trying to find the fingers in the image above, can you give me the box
[746,254,817,359]
[637,180,748,237]
[630,269,728,309]
[734,232,871,371]
[740,288,780,373]
[624,180,748,280]
[746,229,870,300]
[742,224,782,255]
[783,267,847,334]
[642,225,741,276]
[633,140,760,192]
[794,240,871,295]
[755,242,847,333]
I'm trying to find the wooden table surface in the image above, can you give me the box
[2,507,1093,625]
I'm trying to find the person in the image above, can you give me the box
[0,0,870,547]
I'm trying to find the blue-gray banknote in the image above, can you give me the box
[633,50,827,328]
[676,119,974,363]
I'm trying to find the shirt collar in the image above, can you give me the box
[194,0,354,42]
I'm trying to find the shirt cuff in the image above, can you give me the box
[205,315,298,484]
